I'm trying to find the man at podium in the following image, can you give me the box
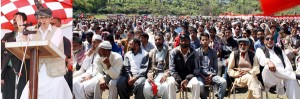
[15,3,72,99]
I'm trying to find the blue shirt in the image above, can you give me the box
[111,42,122,55]
[191,38,201,49]
[254,40,264,51]
[175,27,182,33]
[141,42,155,52]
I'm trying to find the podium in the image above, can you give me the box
[5,41,65,99]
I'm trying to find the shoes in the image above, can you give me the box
[269,86,276,94]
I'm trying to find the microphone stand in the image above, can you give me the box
[14,36,30,99]
[14,24,38,99]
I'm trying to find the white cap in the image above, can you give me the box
[98,41,112,49]
[92,34,102,41]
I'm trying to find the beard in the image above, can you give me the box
[130,48,135,52]
[266,43,274,48]
[99,53,103,57]
[180,44,189,48]
[259,37,264,41]
[115,34,120,38]
[202,44,208,48]
[73,49,79,54]
[155,43,163,48]
[240,48,248,53]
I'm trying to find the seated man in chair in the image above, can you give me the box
[197,33,227,99]
[256,33,300,99]
[168,34,201,99]
[227,38,262,99]
[117,38,149,99]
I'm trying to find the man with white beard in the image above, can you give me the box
[227,38,262,99]
[256,33,300,99]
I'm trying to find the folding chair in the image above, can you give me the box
[180,88,188,99]
[228,79,268,99]
[205,84,215,99]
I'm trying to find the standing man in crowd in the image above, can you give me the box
[51,16,73,91]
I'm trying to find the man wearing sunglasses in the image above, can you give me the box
[256,33,300,99]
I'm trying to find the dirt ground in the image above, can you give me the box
[101,88,288,99]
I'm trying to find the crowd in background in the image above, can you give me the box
[70,15,300,99]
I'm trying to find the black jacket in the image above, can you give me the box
[1,31,30,99]
[221,37,238,59]
[1,32,22,78]
[169,46,200,84]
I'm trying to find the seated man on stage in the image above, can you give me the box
[16,3,72,99]
[227,38,262,99]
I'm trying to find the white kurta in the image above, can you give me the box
[73,53,100,99]
[21,64,72,99]
[256,47,300,99]
[19,25,72,99]
[74,52,123,99]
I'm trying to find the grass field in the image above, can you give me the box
[94,14,107,19]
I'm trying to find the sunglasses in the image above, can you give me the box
[265,37,273,41]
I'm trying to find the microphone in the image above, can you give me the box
[20,22,33,27]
